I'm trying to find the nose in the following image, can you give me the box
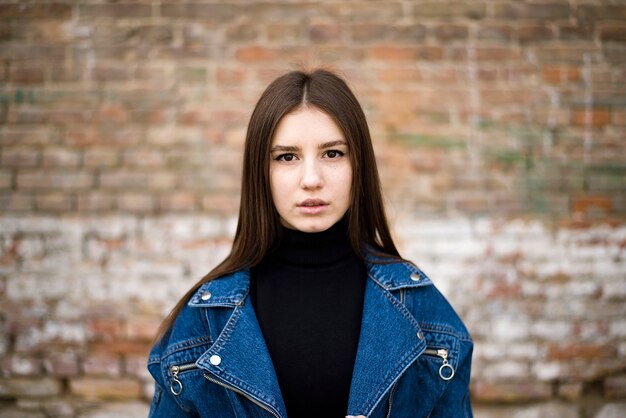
[300,160,323,190]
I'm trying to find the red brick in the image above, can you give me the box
[94,105,129,124]
[123,355,151,380]
[309,24,342,43]
[1,147,40,167]
[432,24,468,41]
[477,24,512,41]
[235,46,276,62]
[161,3,238,21]
[77,192,116,212]
[82,354,121,377]
[0,4,72,19]
[493,3,570,19]
[160,192,197,212]
[41,147,81,168]
[92,66,131,82]
[266,23,303,41]
[604,44,626,65]
[215,67,247,84]
[125,317,162,342]
[225,22,258,41]
[122,148,165,169]
[90,341,151,356]
[370,45,442,61]
[571,108,611,127]
[0,377,61,396]
[43,352,79,377]
[0,170,12,189]
[176,67,208,84]
[613,111,626,126]
[86,318,123,342]
[9,67,45,84]
[83,147,120,168]
[542,67,580,83]
[388,24,427,42]
[69,378,141,400]
[351,24,387,42]
[122,25,173,44]
[605,376,626,398]
[472,381,552,402]
[558,24,594,41]
[413,2,485,19]
[558,382,583,400]
[547,343,615,361]
[377,69,422,83]
[201,194,240,214]
[117,194,156,213]
[17,171,92,189]
[600,25,626,42]
[306,46,366,62]
[78,4,152,19]
[518,25,554,43]
[577,5,626,21]
[0,192,34,211]
[36,193,73,211]
[572,195,612,216]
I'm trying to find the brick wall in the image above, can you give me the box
[0,1,625,417]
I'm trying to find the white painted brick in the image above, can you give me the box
[77,402,149,418]
[602,281,626,299]
[531,321,572,341]
[6,273,71,300]
[492,316,531,341]
[483,361,529,380]
[532,361,561,381]
[610,320,626,338]
[595,403,626,418]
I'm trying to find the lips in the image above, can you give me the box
[297,198,328,207]
[297,198,328,215]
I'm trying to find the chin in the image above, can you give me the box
[288,218,336,233]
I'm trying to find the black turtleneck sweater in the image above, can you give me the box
[250,220,366,418]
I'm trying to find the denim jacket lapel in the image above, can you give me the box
[188,262,432,418]
[189,270,288,418]
[346,265,428,417]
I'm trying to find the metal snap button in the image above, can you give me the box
[209,355,221,366]
[201,291,212,301]
[410,273,421,281]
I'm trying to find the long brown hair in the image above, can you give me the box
[156,68,400,340]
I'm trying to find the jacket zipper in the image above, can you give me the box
[203,373,281,418]
[385,381,398,418]
[383,289,405,418]
[422,348,455,381]
[169,363,282,418]
[169,363,199,396]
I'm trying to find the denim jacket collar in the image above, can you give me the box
[186,259,434,418]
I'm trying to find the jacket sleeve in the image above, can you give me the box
[148,382,197,418]
[428,345,474,418]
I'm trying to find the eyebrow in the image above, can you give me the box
[270,140,348,153]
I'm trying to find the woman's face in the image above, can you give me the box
[269,107,352,233]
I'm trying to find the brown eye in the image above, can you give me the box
[325,150,344,159]
[276,153,296,162]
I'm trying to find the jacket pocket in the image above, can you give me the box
[169,362,200,396]
[422,347,455,381]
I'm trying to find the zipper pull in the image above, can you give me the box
[436,349,455,381]
[170,365,183,396]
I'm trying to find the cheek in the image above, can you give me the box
[269,168,287,208]
[339,167,353,202]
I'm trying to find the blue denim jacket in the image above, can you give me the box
[147,256,474,418]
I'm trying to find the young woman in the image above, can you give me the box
[147,69,474,418]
